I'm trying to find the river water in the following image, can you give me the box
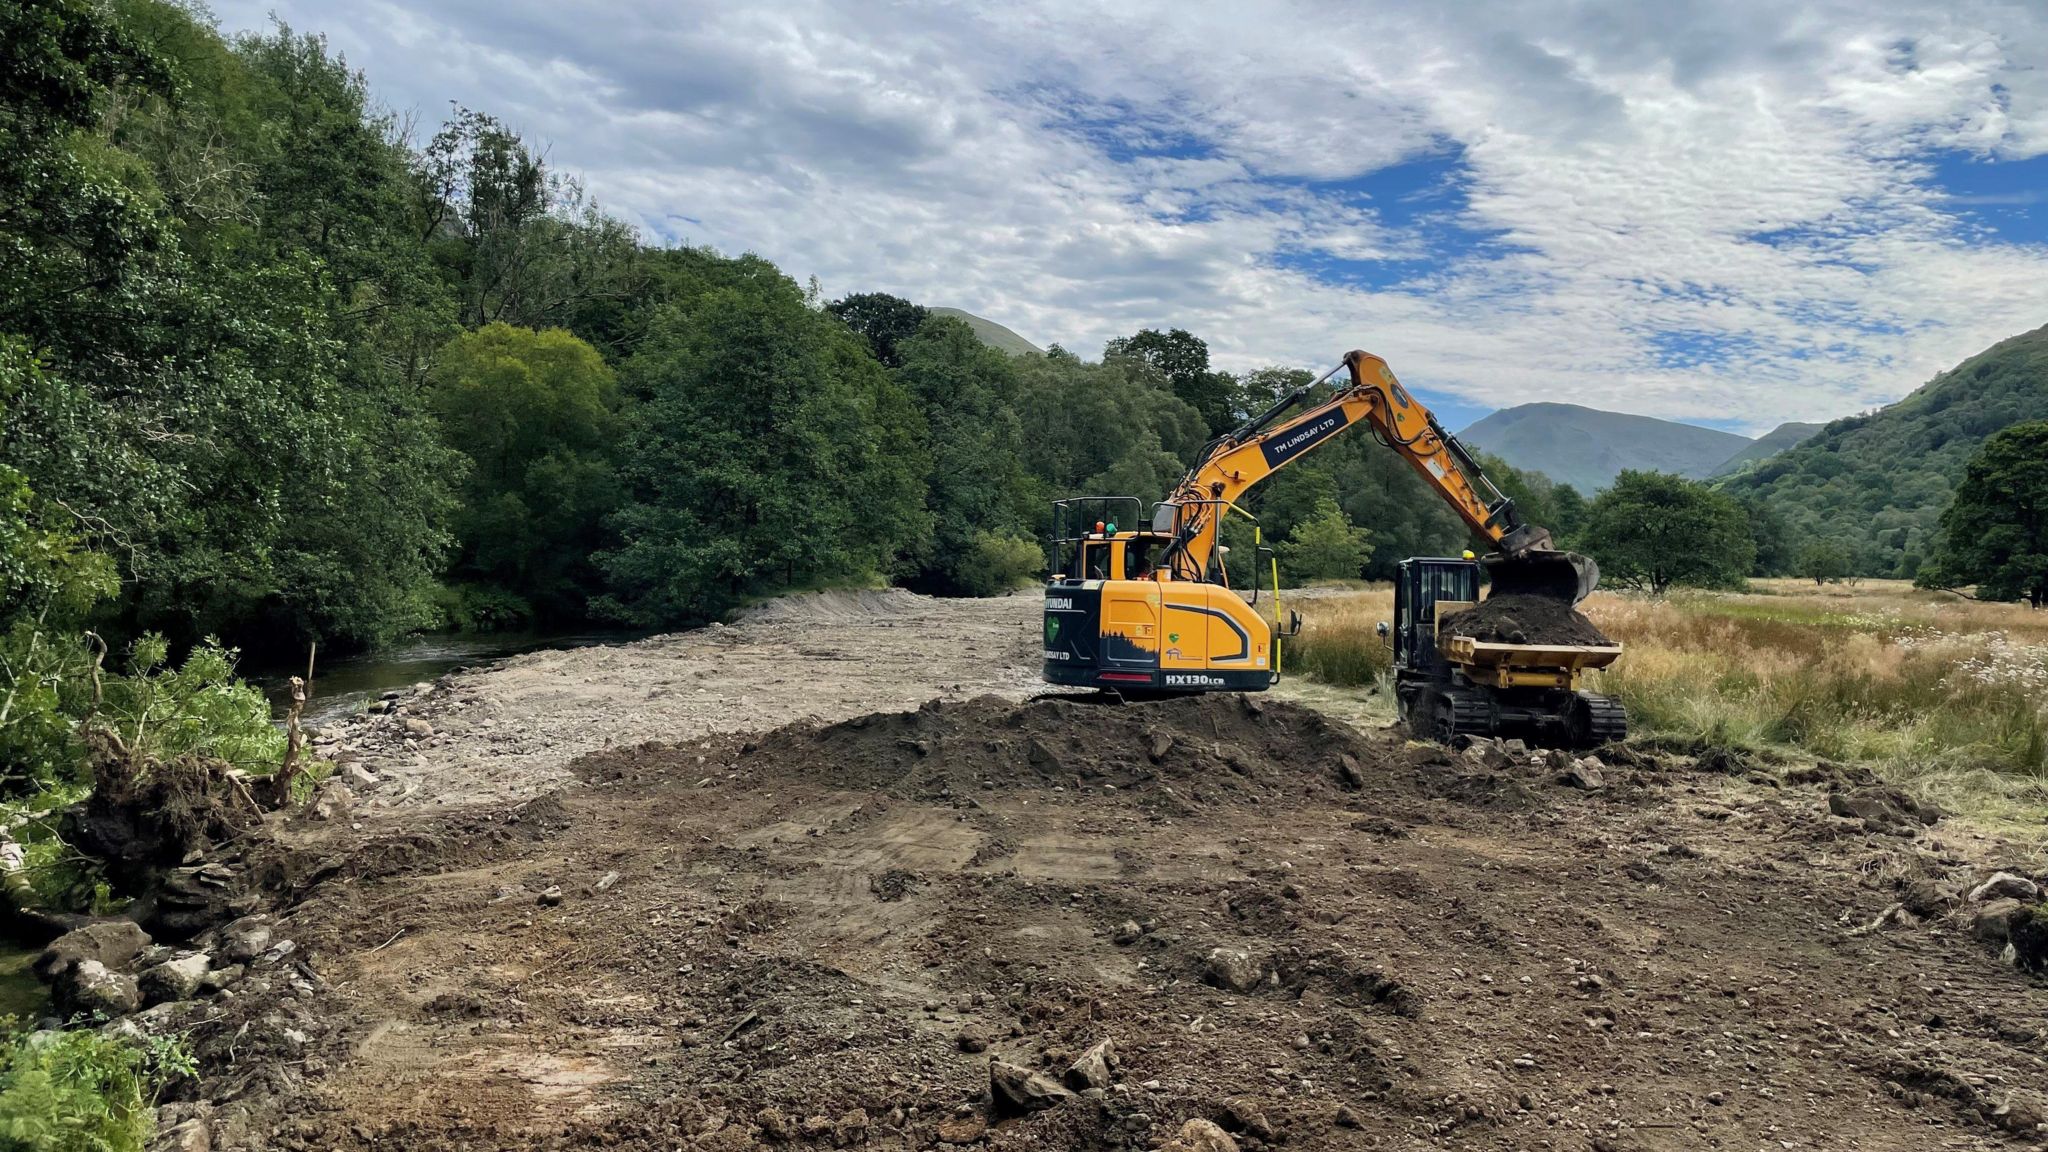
[250,628,639,726]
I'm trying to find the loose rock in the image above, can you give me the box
[1970,872,2041,903]
[139,953,212,1006]
[1201,947,1262,993]
[989,1059,1072,1114]
[1561,759,1605,791]
[1163,1118,1240,1152]
[1064,1038,1114,1090]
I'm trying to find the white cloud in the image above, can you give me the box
[212,0,2048,434]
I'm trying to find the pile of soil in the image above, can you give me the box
[721,693,1385,803]
[1448,592,1612,645]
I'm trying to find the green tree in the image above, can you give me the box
[1796,538,1852,585]
[1278,498,1373,582]
[892,315,1034,593]
[1917,421,2048,607]
[1104,328,1239,435]
[827,292,929,369]
[428,324,621,622]
[598,274,929,624]
[1583,471,1754,595]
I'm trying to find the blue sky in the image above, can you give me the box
[213,0,2048,438]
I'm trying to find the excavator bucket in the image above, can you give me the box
[1483,550,1600,604]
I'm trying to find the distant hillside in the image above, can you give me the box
[1711,421,1823,476]
[1719,323,2048,577]
[1457,402,1752,493]
[930,307,1042,356]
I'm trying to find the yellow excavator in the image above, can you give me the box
[1042,349,1626,748]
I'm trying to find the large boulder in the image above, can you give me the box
[139,953,213,1006]
[57,958,141,1018]
[216,917,272,965]
[34,920,150,982]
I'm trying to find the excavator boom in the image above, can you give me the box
[1154,350,1595,602]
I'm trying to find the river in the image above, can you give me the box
[251,628,640,727]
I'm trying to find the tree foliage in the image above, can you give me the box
[1719,323,2048,579]
[429,324,620,622]
[1583,471,1754,595]
[1278,499,1373,582]
[1917,421,2048,607]
[597,276,929,623]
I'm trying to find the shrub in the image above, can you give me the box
[0,1023,192,1152]
[954,532,1043,597]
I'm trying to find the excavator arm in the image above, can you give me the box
[1154,349,1596,602]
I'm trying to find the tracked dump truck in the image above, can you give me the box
[1387,557,1624,748]
[1042,348,1626,749]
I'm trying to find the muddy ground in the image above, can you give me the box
[149,592,2048,1150]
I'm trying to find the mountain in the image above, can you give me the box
[1711,421,1823,476]
[930,307,1043,356]
[1719,323,2048,577]
[1457,402,1753,494]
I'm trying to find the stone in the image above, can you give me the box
[1992,1094,2046,1134]
[1148,732,1175,762]
[936,1113,988,1144]
[989,1059,1072,1114]
[1969,872,2041,903]
[217,919,271,965]
[956,1023,991,1053]
[35,920,151,982]
[1334,1102,1363,1128]
[1112,920,1143,945]
[139,953,212,1006]
[344,764,381,790]
[1201,947,1262,993]
[1163,1118,1239,1152]
[1974,898,2026,942]
[310,783,354,821]
[402,718,434,739]
[58,959,141,1018]
[1064,1038,1114,1090]
[1336,753,1366,789]
[1899,878,1956,918]
[1222,1097,1274,1140]
[198,964,243,994]
[1561,760,1605,791]
[537,886,564,906]
[156,1118,212,1152]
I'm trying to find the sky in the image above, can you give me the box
[211,0,2048,436]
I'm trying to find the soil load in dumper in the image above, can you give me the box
[1449,592,1612,646]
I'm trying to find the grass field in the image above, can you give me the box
[1284,579,2048,832]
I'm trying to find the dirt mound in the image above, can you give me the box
[1449,592,1612,645]
[733,587,930,623]
[715,693,1387,804]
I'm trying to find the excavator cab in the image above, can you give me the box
[1044,497,1280,693]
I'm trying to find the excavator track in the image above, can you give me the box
[1432,687,1495,743]
[1571,692,1628,749]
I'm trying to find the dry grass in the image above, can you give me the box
[1289,580,2048,832]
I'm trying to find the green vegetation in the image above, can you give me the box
[1278,499,1373,582]
[1711,421,1823,477]
[1583,471,1754,594]
[1917,421,2048,607]
[1720,323,2048,579]
[0,1022,192,1152]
